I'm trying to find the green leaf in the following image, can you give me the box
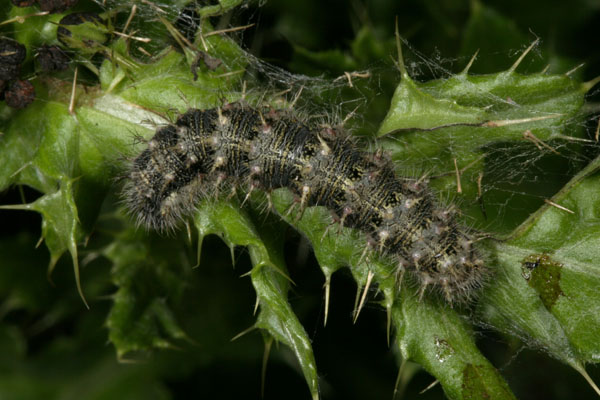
[378,45,589,233]
[477,157,600,391]
[393,292,516,400]
[0,100,87,305]
[10,6,62,50]
[116,35,246,114]
[378,73,485,134]
[0,101,72,193]
[266,188,514,400]
[374,39,599,396]
[104,229,191,358]
[193,200,319,399]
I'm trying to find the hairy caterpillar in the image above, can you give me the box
[123,101,487,303]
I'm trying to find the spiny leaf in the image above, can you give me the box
[376,37,600,396]
[104,229,191,358]
[393,290,516,400]
[194,200,319,399]
[267,187,514,400]
[477,156,600,393]
[379,41,591,234]
[0,100,87,305]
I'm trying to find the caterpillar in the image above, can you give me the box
[123,101,487,304]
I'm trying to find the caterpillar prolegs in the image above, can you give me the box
[123,101,487,303]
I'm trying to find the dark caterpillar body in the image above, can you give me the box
[124,102,486,303]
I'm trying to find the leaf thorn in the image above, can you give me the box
[461,49,479,75]
[353,270,374,324]
[508,39,539,74]
[323,274,331,327]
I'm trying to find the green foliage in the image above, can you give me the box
[0,0,599,399]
